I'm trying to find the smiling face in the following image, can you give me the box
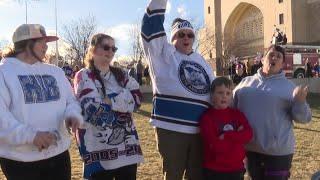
[262,46,284,76]
[172,29,194,55]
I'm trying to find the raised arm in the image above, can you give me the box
[141,0,169,58]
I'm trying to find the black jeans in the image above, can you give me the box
[246,151,293,180]
[0,150,71,180]
[89,164,137,180]
[203,168,245,180]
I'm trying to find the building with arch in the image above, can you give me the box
[200,0,320,75]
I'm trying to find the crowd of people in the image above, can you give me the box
[127,60,150,86]
[0,0,313,180]
[228,56,263,86]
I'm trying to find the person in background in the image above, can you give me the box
[135,59,144,86]
[141,0,215,179]
[250,57,262,75]
[0,24,83,180]
[74,33,143,180]
[232,64,246,85]
[144,65,150,85]
[313,62,320,78]
[128,64,138,81]
[234,45,312,180]
[200,77,252,180]
[62,62,74,80]
[72,65,80,78]
[305,58,313,78]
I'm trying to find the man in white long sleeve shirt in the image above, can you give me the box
[141,0,215,179]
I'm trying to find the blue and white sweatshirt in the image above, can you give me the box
[141,0,214,134]
[0,57,83,162]
[233,69,312,155]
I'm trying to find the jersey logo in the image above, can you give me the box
[223,124,235,132]
[18,75,60,104]
[178,60,210,95]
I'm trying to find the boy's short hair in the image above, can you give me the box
[210,77,233,94]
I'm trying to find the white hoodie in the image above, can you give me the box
[0,57,83,162]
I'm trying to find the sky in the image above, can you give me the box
[0,0,204,57]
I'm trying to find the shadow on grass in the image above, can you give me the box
[294,126,320,133]
[136,93,153,118]
[136,109,151,118]
[142,93,153,103]
[307,93,320,110]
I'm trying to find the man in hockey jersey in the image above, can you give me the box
[141,0,215,179]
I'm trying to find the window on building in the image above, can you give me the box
[279,0,283,3]
[279,13,284,24]
[209,51,212,59]
[208,6,211,14]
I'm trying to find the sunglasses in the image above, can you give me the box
[177,32,195,39]
[100,44,118,53]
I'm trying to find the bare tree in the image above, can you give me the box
[198,24,258,75]
[61,15,97,66]
[0,39,9,49]
[197,28,216,58]
[130,23,144,64]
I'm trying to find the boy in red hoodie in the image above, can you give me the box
[200,77,253,180]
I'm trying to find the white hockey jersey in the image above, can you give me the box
[141,0,215,134]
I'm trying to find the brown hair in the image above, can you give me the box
[210,76,233,94]
[84,33,124,97]
[3,39,43,62]
[264,44,285,61]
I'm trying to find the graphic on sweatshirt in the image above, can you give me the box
[82,97,140,152]
[179,60,210,95]
[18,75,60,103]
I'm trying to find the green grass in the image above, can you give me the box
[0,93,319,180]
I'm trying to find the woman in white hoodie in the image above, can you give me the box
[0,24,83,180]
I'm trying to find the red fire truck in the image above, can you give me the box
[281,45,320,78]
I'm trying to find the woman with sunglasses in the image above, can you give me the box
[234,45,311,180]
[0,24,83,180]
[141,0,215,179]
[74,33,143,180]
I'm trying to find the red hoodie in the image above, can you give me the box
[199,107,253,172]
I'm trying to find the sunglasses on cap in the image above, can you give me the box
[177,32,195,39]
[100,44,118,53]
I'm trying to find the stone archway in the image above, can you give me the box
[224,3,264,57]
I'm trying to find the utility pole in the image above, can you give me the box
[25,0,28,23]
[55,0,59,66]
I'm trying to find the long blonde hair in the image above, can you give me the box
[84,33,125,97]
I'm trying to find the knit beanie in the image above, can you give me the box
[170,18,195,42]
